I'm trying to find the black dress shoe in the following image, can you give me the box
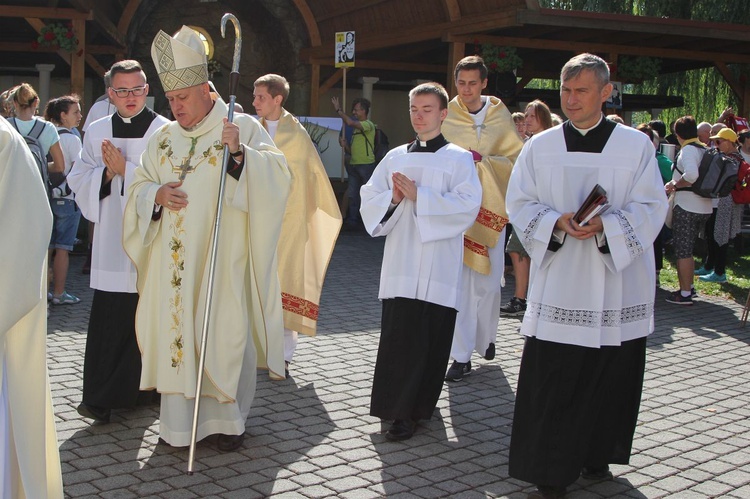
[581,464,613,480]
[527,485,566,498]
[217,433,244,452]
[385,419,416,441]
[77,402,111,423]
[484,342,496,360]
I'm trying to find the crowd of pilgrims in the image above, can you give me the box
[1,45,747,499]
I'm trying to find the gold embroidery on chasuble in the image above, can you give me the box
[157,132,224,372]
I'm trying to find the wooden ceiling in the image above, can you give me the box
[1,0,750,112]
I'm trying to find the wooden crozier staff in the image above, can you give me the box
[187,12,242,475]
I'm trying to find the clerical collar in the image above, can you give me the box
[112,107,159,138]
[570,114,604,136]
[407,134,448,153]
[563,115,616,153]
[116,105,146,124]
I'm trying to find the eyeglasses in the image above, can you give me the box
[111,86,147,98]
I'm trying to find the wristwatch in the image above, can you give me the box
[230,148,243,158]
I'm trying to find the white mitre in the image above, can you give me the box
[151,25,208,92]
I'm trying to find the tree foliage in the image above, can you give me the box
[538,0,750,124]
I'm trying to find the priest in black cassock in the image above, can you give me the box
[505,53,667,499]
[68,60,169,423]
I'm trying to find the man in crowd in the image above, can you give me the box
[332,96,376,229]
[441,55,524,381]
[68,60,169,423]
[361,82,481,441]
[506,53,667,498]
[252,73,341,376]
[664,116,713,305]
[0,116,63,499]
[123,26,290,452]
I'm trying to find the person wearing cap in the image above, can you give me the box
[253,74,341,376]
[123,26,290,452]
[68,59,170,423]
[695,127,744,283]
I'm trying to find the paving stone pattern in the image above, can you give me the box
[48,231,750,498]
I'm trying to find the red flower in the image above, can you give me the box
[44,31,55,41]
[490,62,498,70]
[66,31,74,39]
[31,40,39,49]
[499,52,507,58]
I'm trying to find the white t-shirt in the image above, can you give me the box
[673,143,713,215]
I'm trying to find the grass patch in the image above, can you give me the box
[659,236,750,305]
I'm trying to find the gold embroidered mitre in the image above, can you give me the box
[151,26,209,92]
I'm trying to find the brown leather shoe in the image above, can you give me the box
[217,433,244,452]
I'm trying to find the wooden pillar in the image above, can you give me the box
[310,62,320,116]
[447,41,465,97]
[71,19,86,100]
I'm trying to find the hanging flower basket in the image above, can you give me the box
[480,44,523,74]
[32,22,79,52]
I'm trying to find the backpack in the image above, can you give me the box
[731,159,750,204]
[363,126,390,163]
[8,117,53,197]
[675,143,738,198]
[47,128,73,196]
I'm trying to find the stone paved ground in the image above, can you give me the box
[47,230,750,498]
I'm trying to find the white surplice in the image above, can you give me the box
[360,142,482,309]
[506,123,668,348]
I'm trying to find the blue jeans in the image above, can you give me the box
[346,162,376,224]
[49,198,80,251]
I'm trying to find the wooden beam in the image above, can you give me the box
[311,58,445,74]
[516,75,532,94]
[291,0,321,46]
[118,0,142,34]
[446,41,465,97]
[87,6,127,47]
[310,63,320,115]
[442,0,461,21]
[0,6,90,20]
[315,0,390,22]
[71,19,85,99]
[447,34,750,65]
[320,69,343,95]
[84,54,107,76]
[300,9,519,61]
[715,62,743,103]
[520,9,750,43]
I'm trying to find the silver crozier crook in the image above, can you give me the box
[187,12,242,475]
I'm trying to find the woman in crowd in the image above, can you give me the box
[501,100,553,317]
[45,95,84,305]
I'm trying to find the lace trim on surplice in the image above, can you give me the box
[521,207,551,255]
[613,209,644,260]
[526,301,653,328]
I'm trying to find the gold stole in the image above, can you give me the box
[442,96,524,274]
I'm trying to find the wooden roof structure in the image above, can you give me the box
[1,0,750,115]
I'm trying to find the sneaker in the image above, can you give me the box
[445,360,471,382]
[699,271,727,283]
[691,286,698,298]
[694,266,711,276]
[47,292,53,302]
[500,297,527,317]
[666,290,693,305]
[52,291,81,305]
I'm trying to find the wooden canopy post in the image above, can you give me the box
[71,18,86,100]
[310,62,320,115]
[447,41,465,97]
